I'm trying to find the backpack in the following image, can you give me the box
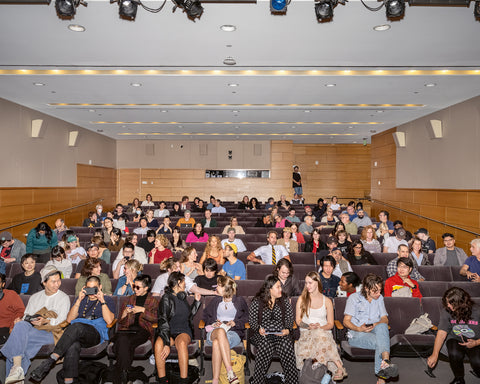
[56,361,107,384]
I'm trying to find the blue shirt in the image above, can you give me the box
[465,256,480,275]
[222,259,246,280]
[320,273,340,299]
[0,258,5,275]
[344,292,388,327]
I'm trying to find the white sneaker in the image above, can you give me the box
[5,366,25,384]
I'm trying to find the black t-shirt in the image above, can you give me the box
[292,172,302,187]
[438,304,480,342]
[138,238,155,254]
[170,295,192,337]
[194,274,218,290]
[8,272,42,295]
[134,293,148,326]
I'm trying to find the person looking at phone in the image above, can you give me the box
[1,266,69,384]
[343,273,398,384]
[30,275,116,383]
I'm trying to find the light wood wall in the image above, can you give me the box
[370,128,480,251]
[0,164,116,239]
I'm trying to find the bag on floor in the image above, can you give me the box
[56,361,107,384]
[165,362,200,384]
[219,350,246,384]
[299,359,333,384]
[265,371,284,384]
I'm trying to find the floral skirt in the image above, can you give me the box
[294,328,341,371]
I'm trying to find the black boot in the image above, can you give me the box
[449,377,465,384]
[120,370,128,384]
[156,376,168,384]
[30,357,56,382]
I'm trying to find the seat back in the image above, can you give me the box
[289,252,315,266]
[420,297,444,326]
[142,264,162,279]
[371,252,397,265]
[351,265,387,280]
[450,266,469,281]
[384,297,422,335]
[418,281,448,297]
[236,280,264,297]
[447,281,479,297]
[246,264,274,280]
[418,266,452,281]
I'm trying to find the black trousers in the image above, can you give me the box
[447,338,480,378]
[113,328,150,372]
[53,323,100,378]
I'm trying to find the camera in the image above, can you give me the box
[24,314,42,323]
[84,287,98,295]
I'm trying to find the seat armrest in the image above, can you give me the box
[334,320,344,330]
[199,320,205,329]
[245,322,250,329]
[107,319,117,328]
[431,325,438,331]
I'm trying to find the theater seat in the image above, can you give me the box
[418,281,448,297]
[418,266,452,281]
[351,265,387,280]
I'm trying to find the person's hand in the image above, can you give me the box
[194,292,201,301]
[159,345,170,360]
[79,287,87,301]
[213,321,222,328]
[194,263,203,272]
[459,338,479,348]
[359,323,374,333]
[131,306,145,314]
[259,327,266,336]
[427,354,438,368]
[309,323,320,330]
[280,329,290,337]
[96,287,105,303]
[14,317,22,325]
[402,278,415,287]
[258,259,265,265]
[30,316,45,326]
[226,320,236,327]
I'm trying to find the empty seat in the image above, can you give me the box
[142,264,163,279]
[236,280,264,297]
[418,281,449,297]
[418,266,452,281]
[289,252,315,266]
[371,252,397,265]
[447,281,479,297]
[246,264,275,280]
[450,266,470,282]
[351,265,387,280]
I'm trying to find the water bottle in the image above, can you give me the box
[321,370,332,384]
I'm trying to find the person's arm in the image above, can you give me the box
[382,246,389,253]
[459,263,475,279]
[427,329,448,368]
[97,290,115,324]
[321,298,335,330]
[67,292,85,323]
[188,284,216,296]
[247,251,263,264]
[295,296,303,326]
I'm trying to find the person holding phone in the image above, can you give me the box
[248,275,298,384]
[74,258,112,296]
[30,275,116,383]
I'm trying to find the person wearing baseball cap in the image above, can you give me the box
[382,228,408,253]
[0,231,26,265]
[221,243,246,281]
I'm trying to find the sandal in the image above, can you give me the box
[333,366,347,381]
[376,359,398,380]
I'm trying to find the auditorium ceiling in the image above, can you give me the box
[1,0,480,143]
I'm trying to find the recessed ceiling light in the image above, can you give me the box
[292,125,296,129]
[304,110,311,113]
[228,83,239,87]
[68,24,85,32]
[220,25,236,32]
[348,126,354,129]
[89,109,95,112]
[373,24,391,31]
[424,83,437,87]
[370,130,377,133]
[325,83,336,87]
[178,125,183,128]
[232,110,239,113]
[130,82,142,87]
[97,129,103,132]
[223,57,237,66]
[353,141,357,143]
[161,110,168,113]
[376,110,384,113]
[33,82,45,86]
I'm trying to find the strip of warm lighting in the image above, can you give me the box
[2,68,480,76]
[49,103,424,108]
[118,132,358,136]
[93,121,382,125]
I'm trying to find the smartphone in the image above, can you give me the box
[25,314,42,323]
[126,305,134,309]
[365,323,373,327]
[85,287,98,295]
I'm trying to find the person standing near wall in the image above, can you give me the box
[292,165,302,198]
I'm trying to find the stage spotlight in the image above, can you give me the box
[172,0,203,20]
[55,0,83,17]
[271,0,288,14]
[475,1,480,18]
[385,0,405,18]
[119,0,138,19]
[315,0,335,20]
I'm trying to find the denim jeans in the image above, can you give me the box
[206,329,241,348]
[348,322,390,374]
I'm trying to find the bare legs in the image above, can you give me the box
[154,333,191,379]
[210,328,233,381]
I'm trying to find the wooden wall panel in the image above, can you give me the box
[370,128,480,252]
[0,164,116,240]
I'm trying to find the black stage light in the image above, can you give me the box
[315,0,334,20]
[385,0,405,18]
[475,1,480,18]
[119,0,138,19]
[172,0,203,20]
[55,0,80,17]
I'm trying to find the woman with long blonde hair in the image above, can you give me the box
[199,235,225,265]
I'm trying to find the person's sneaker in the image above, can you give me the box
[5,366,25,384]
[227,371,240,384]
[376,359,398,380]
[29,357,55,382]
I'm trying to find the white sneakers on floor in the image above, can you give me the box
[5,365,25,384]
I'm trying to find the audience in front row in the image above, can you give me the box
[0,273,25,345]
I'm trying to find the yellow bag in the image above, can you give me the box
[219,350,246,384]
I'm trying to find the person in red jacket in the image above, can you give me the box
[384,257,422,298]
[0,273,25,344]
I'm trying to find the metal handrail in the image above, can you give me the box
[0,198,104,232]
[370,198,480,237]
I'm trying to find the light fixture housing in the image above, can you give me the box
[385,0,405,18]
[172,0,203,20]
[55,0,85,18]
[271,0,288,14]
[315,0,335,21]
[119,0,138,19]
[475,1,480,18]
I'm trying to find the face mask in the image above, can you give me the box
[136,210,141,215]
[97,209,102,215]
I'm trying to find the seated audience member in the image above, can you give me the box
[265,197,276,211]
[331,221,347,238]
[2,267,69,383]
[82,211,101,228]
[249,275,299,384]
[153,272,201,384]
[0,273,25,345]
[247,231,290,265]
[133,217,150,235]
[149,235,173,265]
[8,254,42,295]
[319,207,339,228]
[107,227,124,252]
[201,209,218,228]
[434,233,468,266]
[427,287,480,384]
[337,271,362,297]
[299,215,314,235]
[193,199,206,213]
[255,214,273,228]
[127,198,141,214]
[374,210,395,236]
[180,246,203,280]
[90,235,111,264]
[328,196,341,211]
[387,244,425,282]
[186,222,209,243]
[203,276,247,384]
[221,228,247,253]
[460,238,480,282]
[211,199,227,214]
[113,203,129,222]
[392,220,413,242]
[318,256,340,299]
[113,242,144,278]
[75,258,112,296]
[152,259,216,297]
[339,213,358,236]
[207,195,216,210]
[141,193,155,207]
[237,195,250,210]
[74,243,106,278]
[384,258,422,298]
[102,217,115,244]
[30,276,116,383]
[154,201,170,218]
[415,228,436,254]
[249,197,260,210]
[276,227,299,253]
[43,245,72,279]
[170,202,183,217]
[114,259,143,296]
[344,204,358,221]
[273,258,301,297]
[343,273,398,384]
[312,198,327,221]
[170,227,187,253]
[305,228,327,257]
[337,230,352,256]
[361,225,382,254]
[111,274,158,383]
[116,234,148,265]
[301,205,314,221]
[200,235,225,265]
[285,208,301,224]
[290,223,305,244]
[277,194,291,211]
[26,222,58,264]
[179,195,190,211]
[65,235,87,265]
[176,210,195,228]
[221,243,246,281]
[383,228,408,253]
[0,231,26,265]
[156,216,173,236]
[295,271,347,381]
[194,258,219,290]
[53,219,69,241]
[274,214,286,228]
[410,237,430,268]
[330,247,353,278]
[132,209,144,223]
[222,216,245,235]
[145,209,159,229]
[346,240,377,266]
[353,209,373,229]
[138,229,156,254]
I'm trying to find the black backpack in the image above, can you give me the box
[56,361,107,384]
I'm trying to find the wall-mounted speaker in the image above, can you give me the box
[392,131,406,148]
[31,119,45,138]
[427,119,443,139]
[68,131,79,147]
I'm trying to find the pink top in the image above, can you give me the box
[186,232,209,243]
